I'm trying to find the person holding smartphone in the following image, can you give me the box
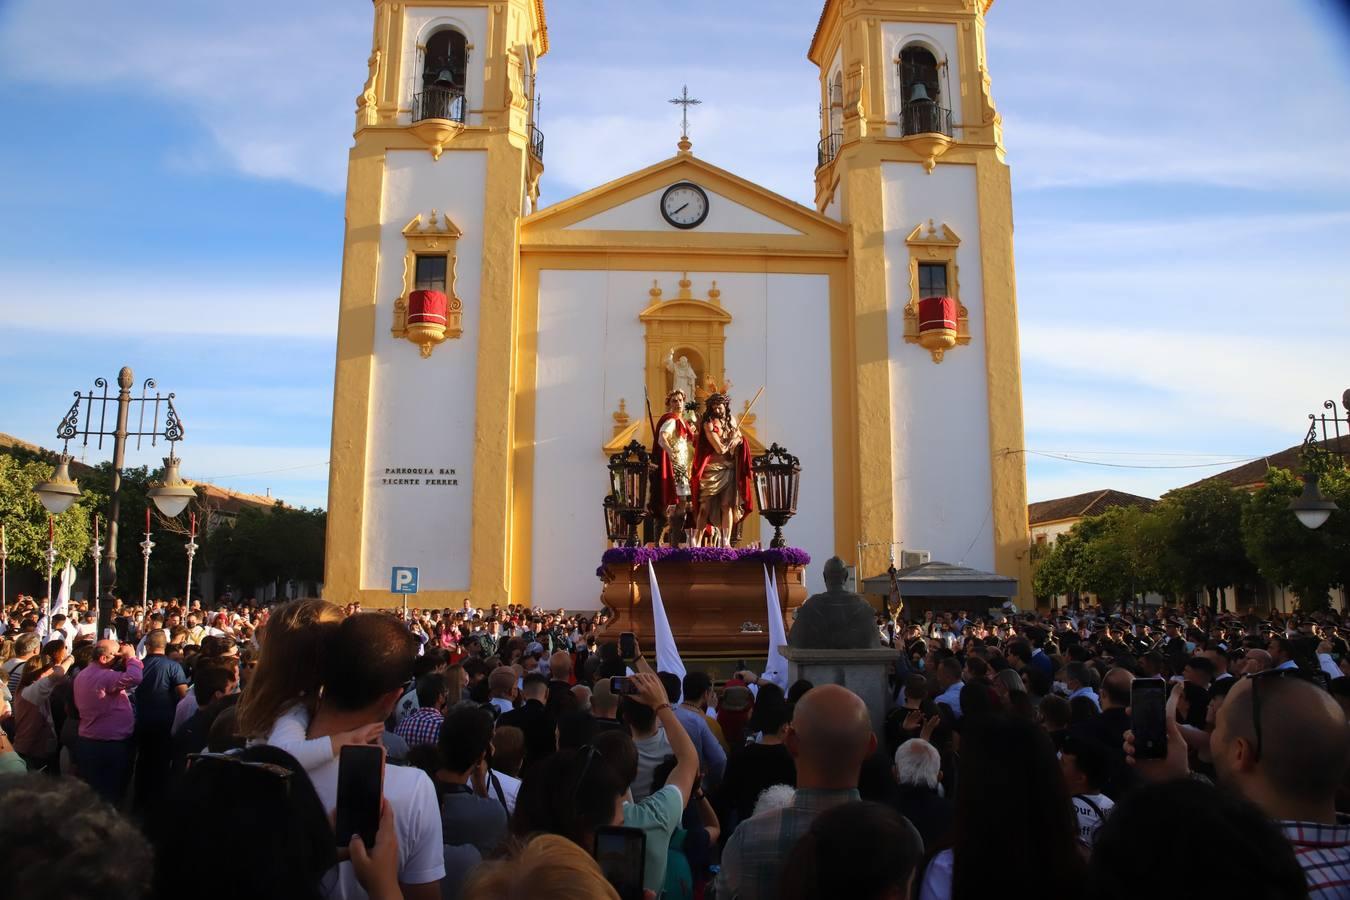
[595,647,700,899]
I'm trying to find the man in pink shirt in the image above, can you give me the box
[74,640,143,804]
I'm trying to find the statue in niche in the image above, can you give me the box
[664,350,698,410]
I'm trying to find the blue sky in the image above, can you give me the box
[1,0,1348,510]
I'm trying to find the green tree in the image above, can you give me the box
[1241,465,1350,611]
[1153,481,1256,612]
[203,504,326,599]
[0,453,94,583]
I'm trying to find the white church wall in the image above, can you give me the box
[531,270,836,607]
[563,186,803,235]
[881,22,963,139]
[398,7,490,128]
[360,149,488,591]
[881,161,996,571]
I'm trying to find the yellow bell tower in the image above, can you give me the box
[809,0,1029,588]
[326,0,548,606]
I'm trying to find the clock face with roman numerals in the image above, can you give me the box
[660,182,710,229]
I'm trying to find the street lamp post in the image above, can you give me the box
[33,368,188,637]
[1290,388,1349,530]
[184,512,199,605]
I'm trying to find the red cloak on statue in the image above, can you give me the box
[691,418,754,514]
[650,412,695,512]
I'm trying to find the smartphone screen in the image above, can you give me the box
[1131,678,1168,760]
[335,744,385,848]
[619,631,637,661]
[594,825,646,900]
[611,675,637,696]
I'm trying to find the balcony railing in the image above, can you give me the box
[529,124,545,161]
[817,132,843,168]
[901,101,953,138]
[412,86,467,124]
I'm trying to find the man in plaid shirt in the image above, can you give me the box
[395,672,449,748]
[1212,673,1350,899]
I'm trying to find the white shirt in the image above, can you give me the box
[268,710,446,898]
[1071,793,1115,847]
[488,697,514,716]
[491,769,520,814]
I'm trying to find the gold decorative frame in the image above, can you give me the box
[391,210,464,356]
[903,219,970,363]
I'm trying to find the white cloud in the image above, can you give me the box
[0,0,367,193]
[1020,323,1342,441]
[0,273,337,338]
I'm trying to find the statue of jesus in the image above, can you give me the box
[664,351,697,410]
[692,392,754,547]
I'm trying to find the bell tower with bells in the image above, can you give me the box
[326,0,548,604]
[809,0,1029,590]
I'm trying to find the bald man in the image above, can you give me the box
[545,650,577,717]
[1213,675,1350,895]
[73,640,143,804]
[717,684,891,900]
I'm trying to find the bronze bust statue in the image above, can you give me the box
[787,556,880,650]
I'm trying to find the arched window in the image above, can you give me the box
[899,45,950,137]
[415,29,468,122]
[423,29,467,90]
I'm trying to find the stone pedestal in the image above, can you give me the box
[781,646,901,737]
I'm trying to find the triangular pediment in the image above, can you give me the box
[639,298,732,324]
[521,153,847,254]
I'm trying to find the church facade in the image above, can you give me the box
[325,0,1029,608]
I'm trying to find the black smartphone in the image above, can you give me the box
[619,631,637,661]
[611,675,640,696]
[594,825,646,900]
[1130,677,1168,760]
[335,744,385,848]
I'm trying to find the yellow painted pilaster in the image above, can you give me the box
[839,151,896,578]
[324,135,387,601]
[976,153,1030,595]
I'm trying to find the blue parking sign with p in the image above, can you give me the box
[391,566,419,594]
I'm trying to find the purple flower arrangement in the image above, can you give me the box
[598,545,811,574]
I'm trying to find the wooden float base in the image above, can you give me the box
[597,560,807,656]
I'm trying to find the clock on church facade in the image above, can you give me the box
[324,0,1029,611]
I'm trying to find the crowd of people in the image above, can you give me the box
[1,591,1349,899]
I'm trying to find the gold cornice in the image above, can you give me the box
[809,0,995,65]
[371,0,547,55]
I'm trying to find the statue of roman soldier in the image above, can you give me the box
[650,389,696,545]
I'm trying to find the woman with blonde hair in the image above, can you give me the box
[462,834,621,900]
[238,599,380,767]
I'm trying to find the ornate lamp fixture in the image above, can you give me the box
[1289,472,1338,530]
[146,455,196,517]
[602,495,637,546]
[34,454,81,515]
[1290,388,1348,529]
[752,443,801,548]
[606,441,652,547]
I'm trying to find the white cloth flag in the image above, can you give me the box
[53,561,75,618]
[647,561,686,690]
[761,564,789,690]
